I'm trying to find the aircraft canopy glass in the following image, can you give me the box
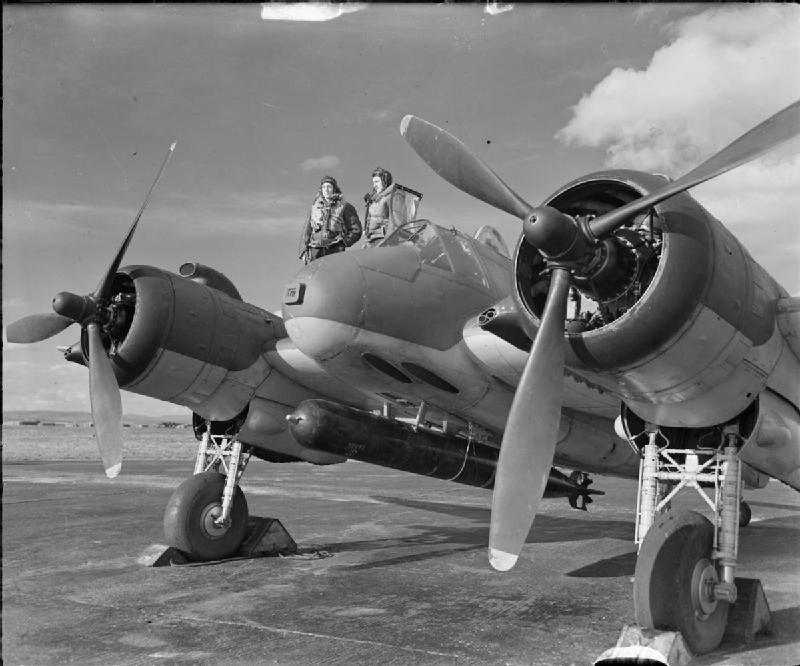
[439,230,491,289]
[382,220,453,272]
[388,184,423,227]
[381,221,492,291]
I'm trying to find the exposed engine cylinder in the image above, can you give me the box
[513,170,791,427]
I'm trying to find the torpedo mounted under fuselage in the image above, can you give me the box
[286,398,602,508]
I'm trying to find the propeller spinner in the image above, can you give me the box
[5,142,176,478]
[400,99,800,570]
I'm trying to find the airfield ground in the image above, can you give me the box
[3,427,800,665]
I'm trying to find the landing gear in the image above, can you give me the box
[164,471,248,561]
[164,422,252,561]
[634,510,728,654]
[631,425,743,654]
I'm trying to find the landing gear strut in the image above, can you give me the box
[164,424,252,561]
[631,425,744,654]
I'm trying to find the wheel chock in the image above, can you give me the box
[237,517,298,557]
[138,544,189,567]
[723,577,772,644]
[594,625,691,666]
[139,518,296,566]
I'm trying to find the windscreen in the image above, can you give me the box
[382,221,453,272]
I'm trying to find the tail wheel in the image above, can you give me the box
[164,470,249,561]
[634,509,728,654]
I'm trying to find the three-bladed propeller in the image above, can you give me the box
[5,142,176,477]
[401,99,800,570]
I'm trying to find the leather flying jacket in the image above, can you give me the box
[301,193,362,250]
[364,184,396,242]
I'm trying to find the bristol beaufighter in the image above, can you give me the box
[7,100,800,655]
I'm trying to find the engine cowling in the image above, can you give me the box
[82,264,284,421]
[513,170,795,428]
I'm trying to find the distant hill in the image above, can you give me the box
[3,410,191,426]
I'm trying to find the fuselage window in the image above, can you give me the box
[362,353,413,383]
[401,362,459,394]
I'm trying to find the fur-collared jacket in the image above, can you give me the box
[300,193,362,250]
[363,184,398,244]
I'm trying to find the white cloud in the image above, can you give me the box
[554,5,800,294]
[485,2,514,17]
[556,5,800,173]
[300,154,341,172]
[260,3,367,22]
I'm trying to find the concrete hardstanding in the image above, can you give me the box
[3,459,799,665]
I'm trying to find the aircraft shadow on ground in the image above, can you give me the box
[372,494,634,541]
[705,605,800,662]
[314,495,634,571]
[564,551,637,578]
[561,513,800,580]
[738,518,800,557]
[320,497,798,575]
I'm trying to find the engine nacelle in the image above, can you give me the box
[514,170,797,427]
[92,265,284,421]
[178,262,242,300]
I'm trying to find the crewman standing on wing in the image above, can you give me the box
[299,175,362,263]
[362,167,397,247]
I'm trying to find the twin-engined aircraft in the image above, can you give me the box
[7,100,800,655]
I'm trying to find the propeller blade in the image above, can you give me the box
[489,267,571,571]
[400,115,533,220]
[95,141,176,301]
[589,99,800,239]
[6,313,73,343]
[87,323,123,478]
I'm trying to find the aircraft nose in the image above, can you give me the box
[281,252,365,360]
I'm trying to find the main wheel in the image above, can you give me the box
[634,509,729,654]
[164,471,249,561]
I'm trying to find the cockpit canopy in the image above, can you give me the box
[382,220,511,294]
[383,220,453,271]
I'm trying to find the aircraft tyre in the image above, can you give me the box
[634,509,728,655]
[164,470,249,561]
[739,500,751,527]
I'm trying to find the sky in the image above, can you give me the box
[3,3,799,416]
